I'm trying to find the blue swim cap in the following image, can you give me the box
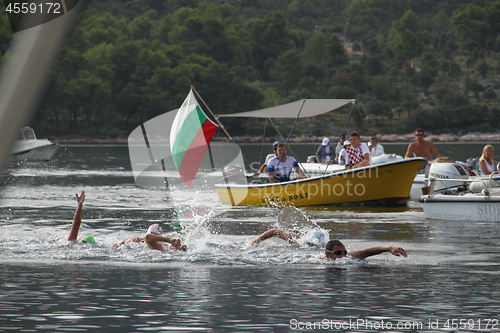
[81,235,95,244]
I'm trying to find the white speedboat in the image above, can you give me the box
[419,163,500,222]
[10,127,59,161]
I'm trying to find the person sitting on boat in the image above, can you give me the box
[478,144,498,175]
[334,135,346,162]
[67,190,186,251]
[316,137,333,163]
[267,143,307,183]
[369,136,385,157]
[250,228,408,260]
[344,131,371,169]
[404,128,441,161]
[339,140,350,166]
[252,141,283,177]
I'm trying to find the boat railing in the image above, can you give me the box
[424,171,500,197]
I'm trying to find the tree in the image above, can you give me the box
[476,61,489,78]
[389,29,424,60]
[345,0,411,30]
[367,100,393,125]
[288,0,314,17]
[483,88,497,101]
[304,32,328,68]
[369,76,392,101]
[328,86,357,99]
[245,11,294,79]
[326,34,349,68]
[452,3,495,52]
[270,50,304,96]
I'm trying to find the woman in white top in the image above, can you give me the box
[479,144,497,175]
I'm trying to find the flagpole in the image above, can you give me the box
[191,85,233,141]
[191,86,237,205]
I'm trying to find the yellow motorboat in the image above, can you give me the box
[216,158,427,207]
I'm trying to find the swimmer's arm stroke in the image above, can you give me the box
[145,234,186,251]
[250,228,297,245]
[350,246,408,259]
[68,190,85,242]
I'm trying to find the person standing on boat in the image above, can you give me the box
[478,144,498,175]
[369,137,385,157]
[250,228,408,260]
[252,141,282,177]
[344,131,371,169]
[67,190,185,251]
[316,137,333,163]
[404,128,441,161]
[267,143,307,182]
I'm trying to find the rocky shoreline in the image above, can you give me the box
[51,132,500,145]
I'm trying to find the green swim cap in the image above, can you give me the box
[81,235,95,244]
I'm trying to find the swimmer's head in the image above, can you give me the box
[81,235,96,244]
[325,240,347,259]
[147,223,163,235]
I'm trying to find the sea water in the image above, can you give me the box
[0,144,499,332]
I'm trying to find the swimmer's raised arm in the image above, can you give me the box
[68,190,85,242]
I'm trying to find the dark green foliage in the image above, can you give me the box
[0,0,498,138]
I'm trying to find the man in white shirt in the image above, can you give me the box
[344,131,371,169]
[252,140,282,176]
[267,143,307,182]
[369,137,385,157]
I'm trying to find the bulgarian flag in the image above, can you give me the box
[170,89,219,187]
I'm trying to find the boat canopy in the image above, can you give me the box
[217,99,355,119]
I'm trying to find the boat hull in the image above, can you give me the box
[420,193,500,222]
[11,142,59,161]
[216,158,426,207]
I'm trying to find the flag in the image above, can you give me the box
[170,89,219,187]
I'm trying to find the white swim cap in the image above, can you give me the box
[147,224,163,235]
[300,228,329,248]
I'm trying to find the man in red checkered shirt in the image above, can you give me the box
[344,131,371,169]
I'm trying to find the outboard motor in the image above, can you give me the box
[428,162,468,192]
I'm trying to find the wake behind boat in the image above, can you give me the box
[10,127,59,161]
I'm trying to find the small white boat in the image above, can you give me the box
[10,127,59,161]
[419,162,500,222]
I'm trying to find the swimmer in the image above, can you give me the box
[67,190,186,251]
[112,223,186,251]
[250,228,407,260]
[67,190,94,244]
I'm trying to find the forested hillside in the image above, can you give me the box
[1,0,499,139]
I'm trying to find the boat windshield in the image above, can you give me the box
[21,128,36,140]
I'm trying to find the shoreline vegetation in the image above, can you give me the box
[7,1,500,140]
[52,132,500,145]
